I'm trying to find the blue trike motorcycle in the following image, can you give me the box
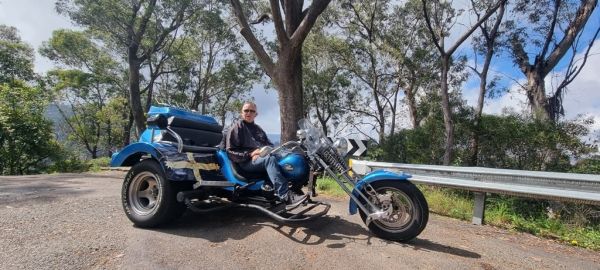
[111,106,428,241]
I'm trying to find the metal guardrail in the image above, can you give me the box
[350,159,600,225]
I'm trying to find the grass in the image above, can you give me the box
[315,177,600,250]
[316,176,352,198]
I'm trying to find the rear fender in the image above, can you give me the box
[110,142,162,167]
[348,170,412,215]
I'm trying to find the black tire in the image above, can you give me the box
[358,180,429,241]
[122,159,188,228]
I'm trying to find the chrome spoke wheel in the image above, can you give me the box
[372,187,415,233]
[128,171,162,216]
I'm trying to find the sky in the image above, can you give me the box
[1,0,599,141]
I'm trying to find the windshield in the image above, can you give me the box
[298,118,330,155]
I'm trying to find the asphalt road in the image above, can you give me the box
[1,171,599,270]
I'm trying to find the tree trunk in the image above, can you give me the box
[106,119,113,157]
[405,83,419,128]
[273,49,304,143]
[122,110,134,147]
[145,83,154,112]
[526,70,550,121]
[128,48,146,136]
[441,57,454,165]
[470,49,494,166]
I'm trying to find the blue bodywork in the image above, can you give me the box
[348,170,412,215]
[277,153,309,180]
[215,149,265,191]
[110,142,163,167]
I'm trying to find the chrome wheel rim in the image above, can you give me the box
[371,187,415,233]
[128,172,162,216]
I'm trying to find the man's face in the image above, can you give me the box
[241,103,257,123]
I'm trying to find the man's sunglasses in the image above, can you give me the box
[243,109,256,113]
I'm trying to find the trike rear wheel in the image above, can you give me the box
[122,159,188,227]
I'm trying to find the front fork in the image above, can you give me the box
[312,157,387,224]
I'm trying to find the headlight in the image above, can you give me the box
[296,129,306,139]
[333,138,348,156]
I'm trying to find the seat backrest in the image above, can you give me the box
[161,116,223,147]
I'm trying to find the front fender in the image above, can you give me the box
[348,170,412,215]
[110,142,162,167]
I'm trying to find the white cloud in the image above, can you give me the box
[0,0,76,73]
[250,85,281,133]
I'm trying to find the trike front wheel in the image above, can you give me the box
[358,180,428,241]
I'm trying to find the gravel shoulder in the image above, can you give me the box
[1,171,598,270]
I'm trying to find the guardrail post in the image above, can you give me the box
[472,192,486,225]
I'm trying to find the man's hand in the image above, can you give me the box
[250,149,261,161]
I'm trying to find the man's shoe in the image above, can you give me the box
[261,183,274,192]
[285,190,308,210]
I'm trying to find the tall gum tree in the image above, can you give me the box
[507,0,599,122]
[469,0,506,165]
[421,0,506,165]
[229,0,332,142]
[57,0,201,136]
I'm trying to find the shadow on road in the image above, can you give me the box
[153,206,480,259]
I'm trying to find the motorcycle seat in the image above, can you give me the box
[216,150,270,183]
[231,163,271,183]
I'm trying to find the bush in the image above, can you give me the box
[46,149,91,173]
[88,157,111,171]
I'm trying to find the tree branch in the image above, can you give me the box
[230,0,275,75]
[289,0,332,49]
[421,0,443,53]
[543,0,597,76]
[446,0,506,56]
[269,0,289,45]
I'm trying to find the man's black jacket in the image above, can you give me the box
[225,119,273,163]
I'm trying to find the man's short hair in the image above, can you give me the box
[242,101,257,109]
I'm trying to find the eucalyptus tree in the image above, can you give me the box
[302,25,353,136]
[152,3,260,125]
[326,0,406,143]
[421,0,506,165]
[56,0,203,136]
[40,30,126,158]
[0,25,35,83]
[228,0,332,142]
[506,0,599,122]
[469,0,507,165]
[385,0,440,129]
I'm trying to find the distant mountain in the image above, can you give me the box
[44,104,71,142]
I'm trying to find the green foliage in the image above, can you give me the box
[370,112,595,169]
[571,158,600,174]
[303,27,354,136]
[0,25,35,83]
[88,157,111,171]
[41,29,126,158]
[46,151,91,173]
[368,93,473,164]
[0,81,62,175]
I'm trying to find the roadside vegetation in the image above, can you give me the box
[317,178,600,250]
